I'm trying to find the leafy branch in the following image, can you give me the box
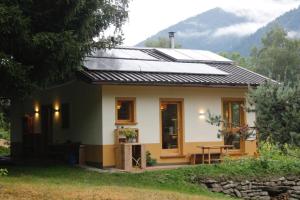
[206,110,256,141]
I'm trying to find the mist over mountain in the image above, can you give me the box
[235,6,300,55]
[138,6,300,56]
[137,7,253,52]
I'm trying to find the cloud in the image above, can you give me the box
[223,0,300,23]
[177,30,211,38]
[287,31,300,38]
[213,22,266,37]
[122,0,300,45]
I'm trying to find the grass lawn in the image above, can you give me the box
[1,143,299,199]
[0,165,231,200]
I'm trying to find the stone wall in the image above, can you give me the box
[194,177,300,200]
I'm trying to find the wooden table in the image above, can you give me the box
[197,145,233,164]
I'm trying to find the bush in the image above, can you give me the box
[0,111,10,141]
[218,142,300,177]
[248,82,300,147]
[0,146,10,156]
[146,151,157,166]
[0,129,10,140]
[0,168,8,176]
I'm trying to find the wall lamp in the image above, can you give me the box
[198,110,206,119]
[117,104,121,110]
[34,106,40,117]
[54,105,60,118]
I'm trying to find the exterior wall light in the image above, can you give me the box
[117,104,121,110]
[54,104,60,118]
[160,104,166,111]
[34,106,40,117]
[54,108,60,113]
[198,110,206,119]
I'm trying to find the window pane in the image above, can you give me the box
[224,133,241,149]
[231,103,240,127]
[117,100,133,121]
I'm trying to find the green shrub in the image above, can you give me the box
[146,151,157,166]
[0,129,10,140]
[0,168,8,176]
[248,82,300,147]
[217,142,300,177]
[0,146,10,156]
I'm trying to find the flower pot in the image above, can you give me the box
[127,138,136,143]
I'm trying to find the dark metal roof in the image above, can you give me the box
[78,47,271,87]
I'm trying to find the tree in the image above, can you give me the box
[247,82,300,147]
[144,37,182,48]
[219,52,253,70]
[250,26,300,83]
[0,0,129,100]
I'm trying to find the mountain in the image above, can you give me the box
[137,7,253,52]
[234,6,300,55]
[138,6,300,56]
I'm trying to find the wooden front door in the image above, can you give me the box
[160,100,183,155]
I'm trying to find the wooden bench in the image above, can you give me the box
[190,153,222,165]
[190,145,233,165]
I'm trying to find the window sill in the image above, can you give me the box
[115,122,137,126]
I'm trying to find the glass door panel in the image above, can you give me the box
[161,103,179,150]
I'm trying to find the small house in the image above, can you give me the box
[10,46,270,168]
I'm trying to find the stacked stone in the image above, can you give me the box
[196,177,300,200]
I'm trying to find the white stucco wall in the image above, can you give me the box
[102,85,256,145]
[11,81,102,145]
[11,82,256,148]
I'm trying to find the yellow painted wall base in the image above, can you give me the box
[244,140,257,156]
[12,141,257,167]
[84,145,102,167]
[101,140,257,167]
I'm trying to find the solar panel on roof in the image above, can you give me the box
[155,48,232,63]
[155,48,193,60]
[90,49,158,61]
[178,49,232,62]
[84,57,229,75]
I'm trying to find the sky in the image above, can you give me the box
[122,0,300,46]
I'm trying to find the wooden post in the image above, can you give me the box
[140,144,146,169]
[208,147,211,164]
[202,147,205,164]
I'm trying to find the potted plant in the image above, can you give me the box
[118,128,138,143]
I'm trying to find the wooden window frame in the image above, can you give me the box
[115,97,137,125]
[221,97,246,132]
[159,98,185,157]
[221,98,247,151]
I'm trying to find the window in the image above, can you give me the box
[61,103,70,129]
[115,98,136,125]
[222,98,245,149]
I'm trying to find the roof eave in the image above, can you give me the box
[85,80,259,88]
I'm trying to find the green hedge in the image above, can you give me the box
[0,146,10,156]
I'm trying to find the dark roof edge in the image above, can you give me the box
[87,81,257,88]
[77,71,258,88]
